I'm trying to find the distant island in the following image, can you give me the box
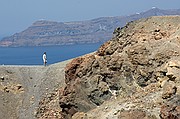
[0,8,180,47]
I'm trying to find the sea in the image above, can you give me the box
[0,43,102,65]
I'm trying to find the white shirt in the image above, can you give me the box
[43,54,47,62]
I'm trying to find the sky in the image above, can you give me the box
[0,0,180,39]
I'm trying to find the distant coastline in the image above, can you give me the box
[1,8,180,47]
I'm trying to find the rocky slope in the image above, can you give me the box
[46,16,180,119]
[1,8,180,47]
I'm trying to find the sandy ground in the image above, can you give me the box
[0,59,71,119]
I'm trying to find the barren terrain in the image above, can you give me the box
[0,60,71,119]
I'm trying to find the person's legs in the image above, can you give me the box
[43,61,46,66]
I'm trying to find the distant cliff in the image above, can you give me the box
[0,8,180,47]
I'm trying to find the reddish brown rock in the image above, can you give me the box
[58,16,180,119]
[160,105,180,119]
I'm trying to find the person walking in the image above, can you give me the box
[43,52,47,66]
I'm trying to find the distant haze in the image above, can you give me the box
[0,0,180,39]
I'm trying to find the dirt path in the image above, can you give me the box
[0,60,71,119]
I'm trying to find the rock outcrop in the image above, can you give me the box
[57,16,180,119]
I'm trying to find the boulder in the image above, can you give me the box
[162,81,177,99]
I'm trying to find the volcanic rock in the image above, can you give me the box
[58,16,180,119]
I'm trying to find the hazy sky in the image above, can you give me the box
[0,0,180,38]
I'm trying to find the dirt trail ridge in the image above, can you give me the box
[0,60,71,119]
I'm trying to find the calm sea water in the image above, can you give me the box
[0,43,102,65]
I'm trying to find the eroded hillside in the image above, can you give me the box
[47,16,180,119]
